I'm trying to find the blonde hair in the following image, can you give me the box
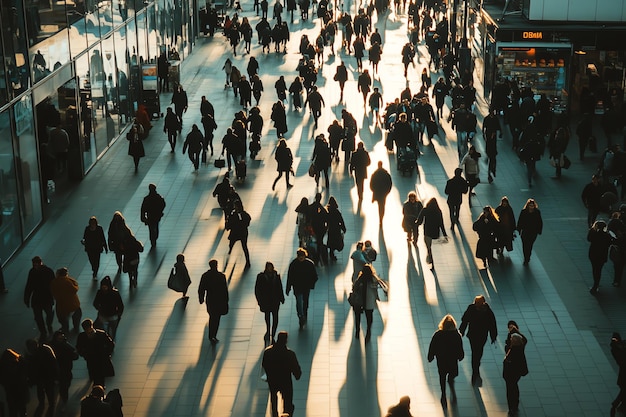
[438,314,457,331]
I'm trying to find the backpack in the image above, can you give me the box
[105,388,123,417]
[603,150,616,173]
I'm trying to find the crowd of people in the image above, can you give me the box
[3,0,626,416]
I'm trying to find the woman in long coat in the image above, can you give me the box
[588,220,612,294]
[326,196,346,261]
[121,233,143,288]
[503,321,528,415]
[127,125,145,173]
[352,265,385,342]
[417,198,448,265]
[516,198,543,265]
[495,196,516,254]
[107,211,132,272]
[271,100,288,138]
[288,76,303,110]
[272,139,293,190]
[255,261,285,344]
[428,314,464,409]
[473,206,500,268]
[83,216,108,280]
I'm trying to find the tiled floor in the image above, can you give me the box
[0,3,624,417]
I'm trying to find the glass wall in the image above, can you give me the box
[0,112,21,261]
[2,0,31,98]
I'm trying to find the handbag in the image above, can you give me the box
[348,291,363,309]
[308,162,316,177]
[167,267,185,292]
[214,158,226,168]
[562,155,571,169]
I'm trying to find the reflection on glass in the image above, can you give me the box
[0,36,7,106]
[2,0,31,98]
[0,111,22,260]
[12,95,43,236]
[30,30,71,84]
[114,27,132,127]
[76,53,96,169]
[136,12,148,65]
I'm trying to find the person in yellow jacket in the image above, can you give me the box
[50,267,82,333]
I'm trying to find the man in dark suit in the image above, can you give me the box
[262,331,302,417]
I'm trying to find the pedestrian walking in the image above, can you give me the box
[288,76,303,111]
[369,87,383,126]
[82,216,108,280]
[485,130,498,183]
[459,295,497,385]
[141,183,166,246]
[76,318,115,387]
[80,386,112,417]
[312,134,331,189]
[171,84,188,122]
[548,126,569,179]
[588,220,612,294]
[271,100,288,138]
[262,331,302,417]
[50,267,82,333]
[126,125,145,173]
[417,198,448,265]
[342,109,358,162]
[25,338,58,417]
[581,174,603,228]
[24,256,55,338]
[308,193,330,264]
[49,330,78,404]
[576,113,593,160]
[223,58,233,87]
[460,146,481,205]
[182,124,205,171]
[198,259,229,344]
[275,75,287,103]
[286,248,318,329]
[518,119,543,188]
[370,161,393,225]
[226,200,252,268]
[503,321,529,416]
[271,139,294,190]
[255,261,285,344]
[385,396,413,417]
[354,35,365,70]
[402,191,423,243]
[352,264,386,343]
[0,348,29,417]
[428,314,464,409]
[349,142,371,200]
[295,197,310,247]
[164,107,182,153]
[121,232,143,288]
[611,332,626,416]
[334,61,348,101]
[444,168,468,230]
[516,198,543,265]
[350,242,368,283]
[473,206,500,268]
[326,196,346,261]
[357,69,372,106]
[168,254,192,297]
[304,86,325,128]
[495,196,516,255]
[93,276,124,340]
[201,113,217,161]
[107,211,132,272]
[432,77,448,120]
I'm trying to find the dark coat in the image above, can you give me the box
[226,210,251,242]
[369,167,392,202]
[127,131,145,158]
[517,208,543,237]
[141,191,166,225]
[350,148,370,179]
[255,271,285,312]
[428,329,464,376]
[286,258,318,294]
[24,265,55,308]
[418,204,447,239]
[503,331,528,380]
[83,225,108,253]
[121,234,143,273]
[445,174,468,205]
[313,138,331,170]
[271,102,288,133]
[402,200,423,232]
[93,287,124,318]
[198,269,229,316]
[587,228,612,263]
[495,204,516,251]
[262,343,302,386]
[76,329,115,379]
[473,214,499,259]
[459,303,497,343]
[275,145,293,172]
[326,206,346,251]
[611,338,626,387]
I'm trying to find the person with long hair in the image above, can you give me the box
[428,314,464,409]
[516,198,543,265]
[326,196,346,261]
[417,198,448,265]
[473,206,500,268]
[82,216,108,280]
[351,264,386,343]
[495,196,516,255]
[107,211,132,272]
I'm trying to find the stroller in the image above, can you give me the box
[397,146,418,175]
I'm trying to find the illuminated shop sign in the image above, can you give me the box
[522,31,543,39]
